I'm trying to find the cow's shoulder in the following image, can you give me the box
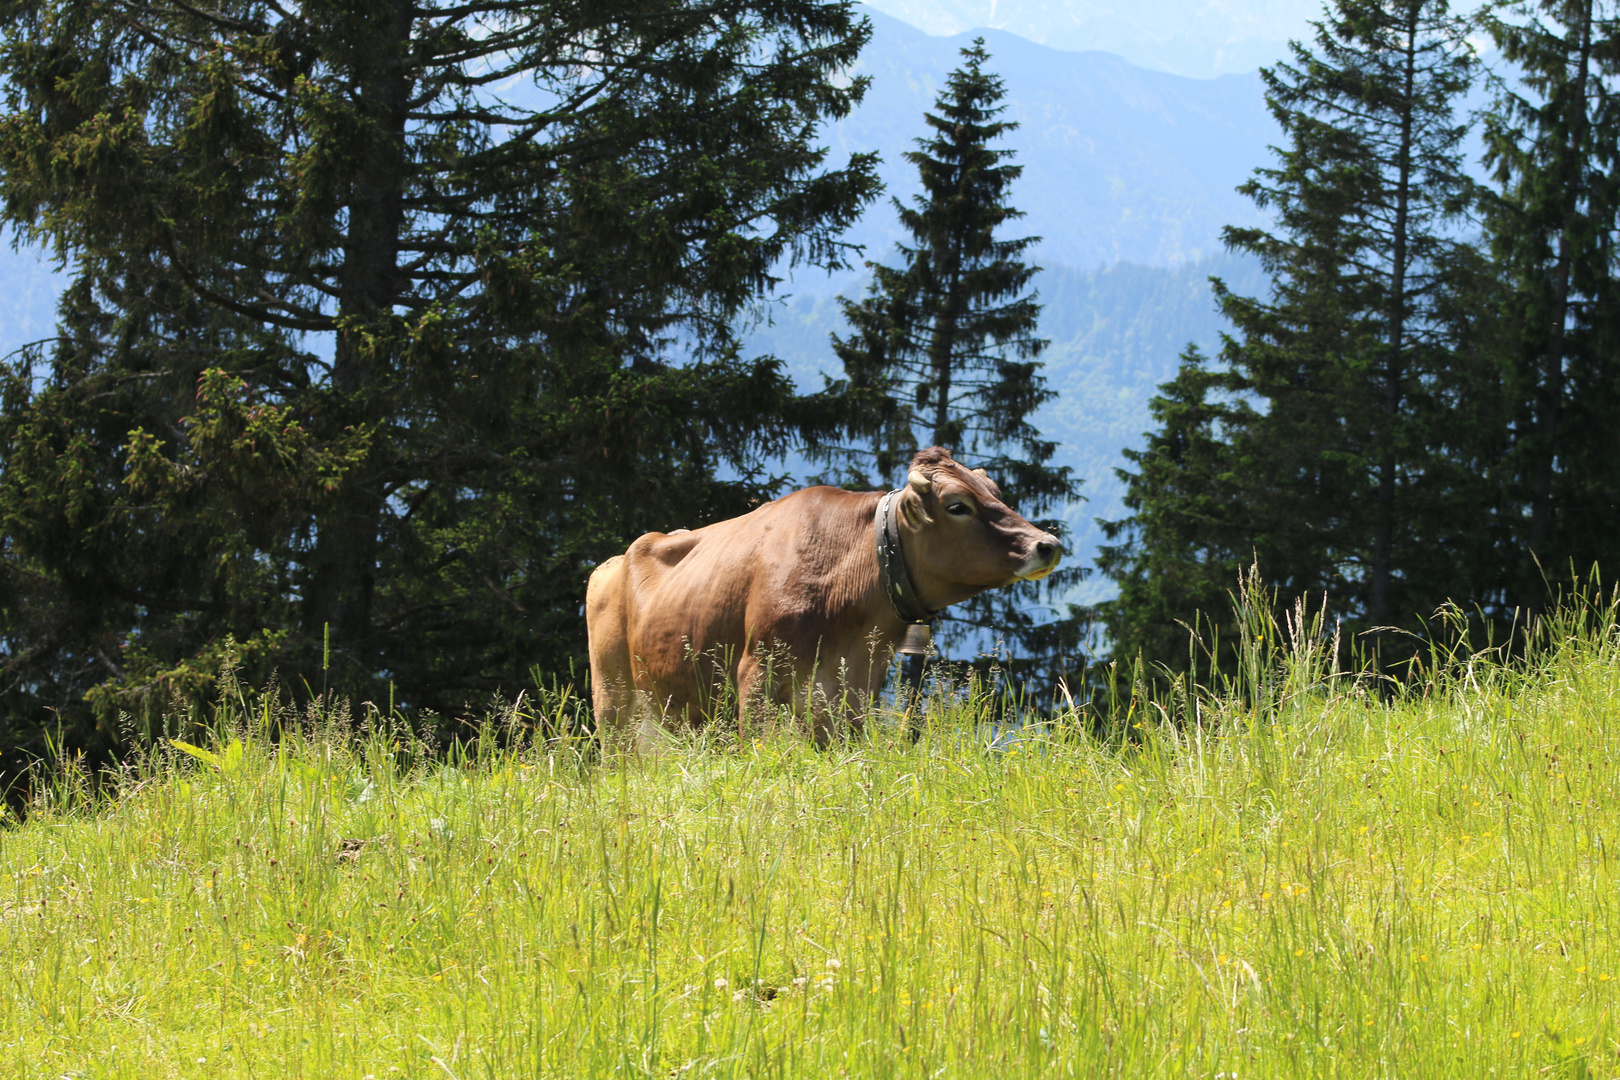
[628,528,704,569]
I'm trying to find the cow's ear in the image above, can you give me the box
[907,469,932,495]
[901,489,932,527]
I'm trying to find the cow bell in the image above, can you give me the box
[897,623,932,656]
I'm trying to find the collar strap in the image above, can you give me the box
[874,490,937,625]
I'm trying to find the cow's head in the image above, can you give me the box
[895,447,1063,611]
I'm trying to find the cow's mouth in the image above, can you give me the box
[1016,551,1061,582]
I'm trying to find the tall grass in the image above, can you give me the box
[4,589,1620,1077]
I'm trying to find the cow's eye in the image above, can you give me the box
[946,501,972,517]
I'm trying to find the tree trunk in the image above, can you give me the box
[1525,0,1592,615]
[1369,4,1419,632]
[306,0,414,655]
[928,258,963,448]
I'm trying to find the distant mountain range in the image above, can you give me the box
[785,7,1278,292]
[860,0,1318,78]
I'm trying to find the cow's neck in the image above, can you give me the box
[874,490,937,625]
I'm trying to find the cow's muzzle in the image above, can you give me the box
[1017,536,1063,582]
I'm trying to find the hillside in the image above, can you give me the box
[4,605,1617,1076]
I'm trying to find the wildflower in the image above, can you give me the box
[825,958,841,971]
[714,977,728,991]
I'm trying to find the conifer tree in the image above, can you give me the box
[1479,0,1620,614]
[1098,0,1493,673]
[814,39,1082,679]
[0,0,879,757]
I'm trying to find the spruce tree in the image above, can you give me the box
[1094,346,1250,672]
[1098,0,1494,673]
[1479,0,1620,614]
[814,39,1082,681]
[0,0,880,758]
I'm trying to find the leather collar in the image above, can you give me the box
[874,490,937,625]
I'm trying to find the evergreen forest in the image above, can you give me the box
[1098,0,1620,681]
[1,0,1619,780]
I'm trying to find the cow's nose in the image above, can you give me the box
[1036,537,1062,561]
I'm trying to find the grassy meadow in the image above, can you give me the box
[5,600,1620,1078]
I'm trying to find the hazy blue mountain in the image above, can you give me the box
[784,8,1276,292]
[859,0,1317,77]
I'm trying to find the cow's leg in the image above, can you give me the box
[804,644,894,747]
[633,691,676,755]
[810,673,875,747]
[775,653,867,748]
[734,645,777,736]
[586,556,636,752]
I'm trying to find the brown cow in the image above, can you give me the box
[586,447,1062,748]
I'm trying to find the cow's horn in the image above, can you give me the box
[907,469,932,494]
[972,467,990,480]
